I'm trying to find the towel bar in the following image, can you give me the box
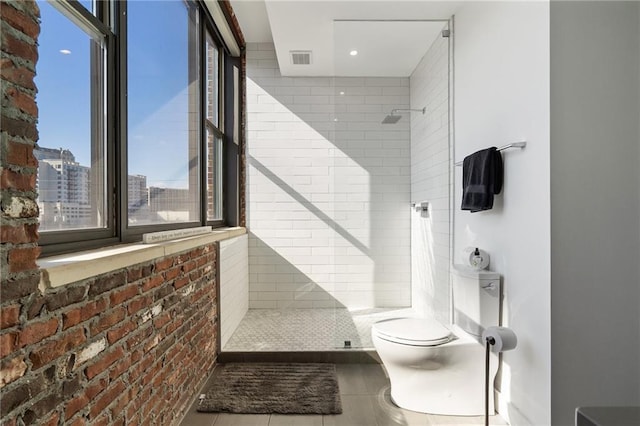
[455,141,526,166]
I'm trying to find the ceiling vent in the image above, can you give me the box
[290,50,312,65]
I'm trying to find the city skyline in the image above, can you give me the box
[35,0,194,189]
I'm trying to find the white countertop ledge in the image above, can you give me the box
[37,227,247,291]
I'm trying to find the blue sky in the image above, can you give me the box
[35,0,193,188]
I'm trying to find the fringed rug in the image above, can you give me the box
[197,363,342,414]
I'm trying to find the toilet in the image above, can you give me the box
[371,265,501,415]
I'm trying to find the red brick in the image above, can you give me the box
[109,285,138,305]
[165,316,184,335]
[1,32,38,63]
[89,380,126,419]
[1,303,21,329]
[0,223,38,244]
[109,356,131,381]
[29,328,86,369]
[0,331,18,357]
[155,258,173,272]
[182,260,197,274]
[141,274,163,292]
[125,326,152,350]
[127,264,153,283]
[153,312,171,330]
[106,320,136,344]
[17,317,58,347]
[90,307,125,336]
[41,411,60,426]
[189,268,204,282]
[92,414,110,426]
[5,85,37,116]
[80,298,109,322]
[65,394,88,420]
[69,417,86,426]
[0,3,40,39]
[6,139,37,167]
[174,276,190,290]
[85,346,125,380]
[62,309,81,330]
[195,256,207,268]
[88,271,126,297]
[110,390,130,419]
[85,377,108,400]
[164,266,180,281]
[127,295,151,315]
[0,58,35,90]
[1,115,38,141]
[7,245,40,273]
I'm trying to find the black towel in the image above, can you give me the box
[461,147,503,212]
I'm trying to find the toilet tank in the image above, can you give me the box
[452,265,501,339]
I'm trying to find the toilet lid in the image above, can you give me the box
[373,318,452,346]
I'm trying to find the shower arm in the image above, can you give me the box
[390,107,426,115]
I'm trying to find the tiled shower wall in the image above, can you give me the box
[219,234,249,349]
[246,43,411,310]
[409,27,452,322]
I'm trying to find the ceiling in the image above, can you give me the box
[229,1,464,77]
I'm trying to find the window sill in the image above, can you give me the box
[37,226,247,291]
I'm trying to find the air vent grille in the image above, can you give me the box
[290,50,312,65]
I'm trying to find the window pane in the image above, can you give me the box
[127,0,200,225]
[35,1,106,232]
[206,127,223,221]
[206,33,219,127]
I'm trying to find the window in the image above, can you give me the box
[35,1,108,235]
[36,0,241,255]
[127,0,200,226]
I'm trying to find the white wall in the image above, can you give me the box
[410,26,452,323]
[453,3,551,425]
[550,2,640,425]
[219,234,249,349]
[246,43,411,310]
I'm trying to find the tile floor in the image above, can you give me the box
[223,308,417,352]
[180,363,508,426]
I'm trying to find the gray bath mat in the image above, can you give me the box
[197,363,342,414]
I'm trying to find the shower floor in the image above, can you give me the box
[223,307,416,352]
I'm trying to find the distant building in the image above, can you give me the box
[35,147,93,230]
[149,186,196,222]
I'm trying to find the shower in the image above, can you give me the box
[382,107,426,124]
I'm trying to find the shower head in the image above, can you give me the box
[382,114,402,124]
[381,107,426,124]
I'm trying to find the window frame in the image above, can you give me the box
[37,0,119,254]
[38,0,241,255]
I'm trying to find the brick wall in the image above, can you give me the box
[1,1,223,424]
[246,43,411,309]
[0,245,218,425]
[0,0,42,312]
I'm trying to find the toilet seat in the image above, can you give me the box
[372,318,453,346]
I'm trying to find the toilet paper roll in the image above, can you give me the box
[482,326,518,353]
[468,248,490,270]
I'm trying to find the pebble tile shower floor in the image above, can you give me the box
[223,308,416,351]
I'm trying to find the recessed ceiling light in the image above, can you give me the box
[349,50,358,56]
[59,49,71,55]
[339,91,345,95]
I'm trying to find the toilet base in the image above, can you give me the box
[374,332,499,416]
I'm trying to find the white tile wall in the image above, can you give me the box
[219,234,249,349]
[409,29,452,323]
[246,43,411,310]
